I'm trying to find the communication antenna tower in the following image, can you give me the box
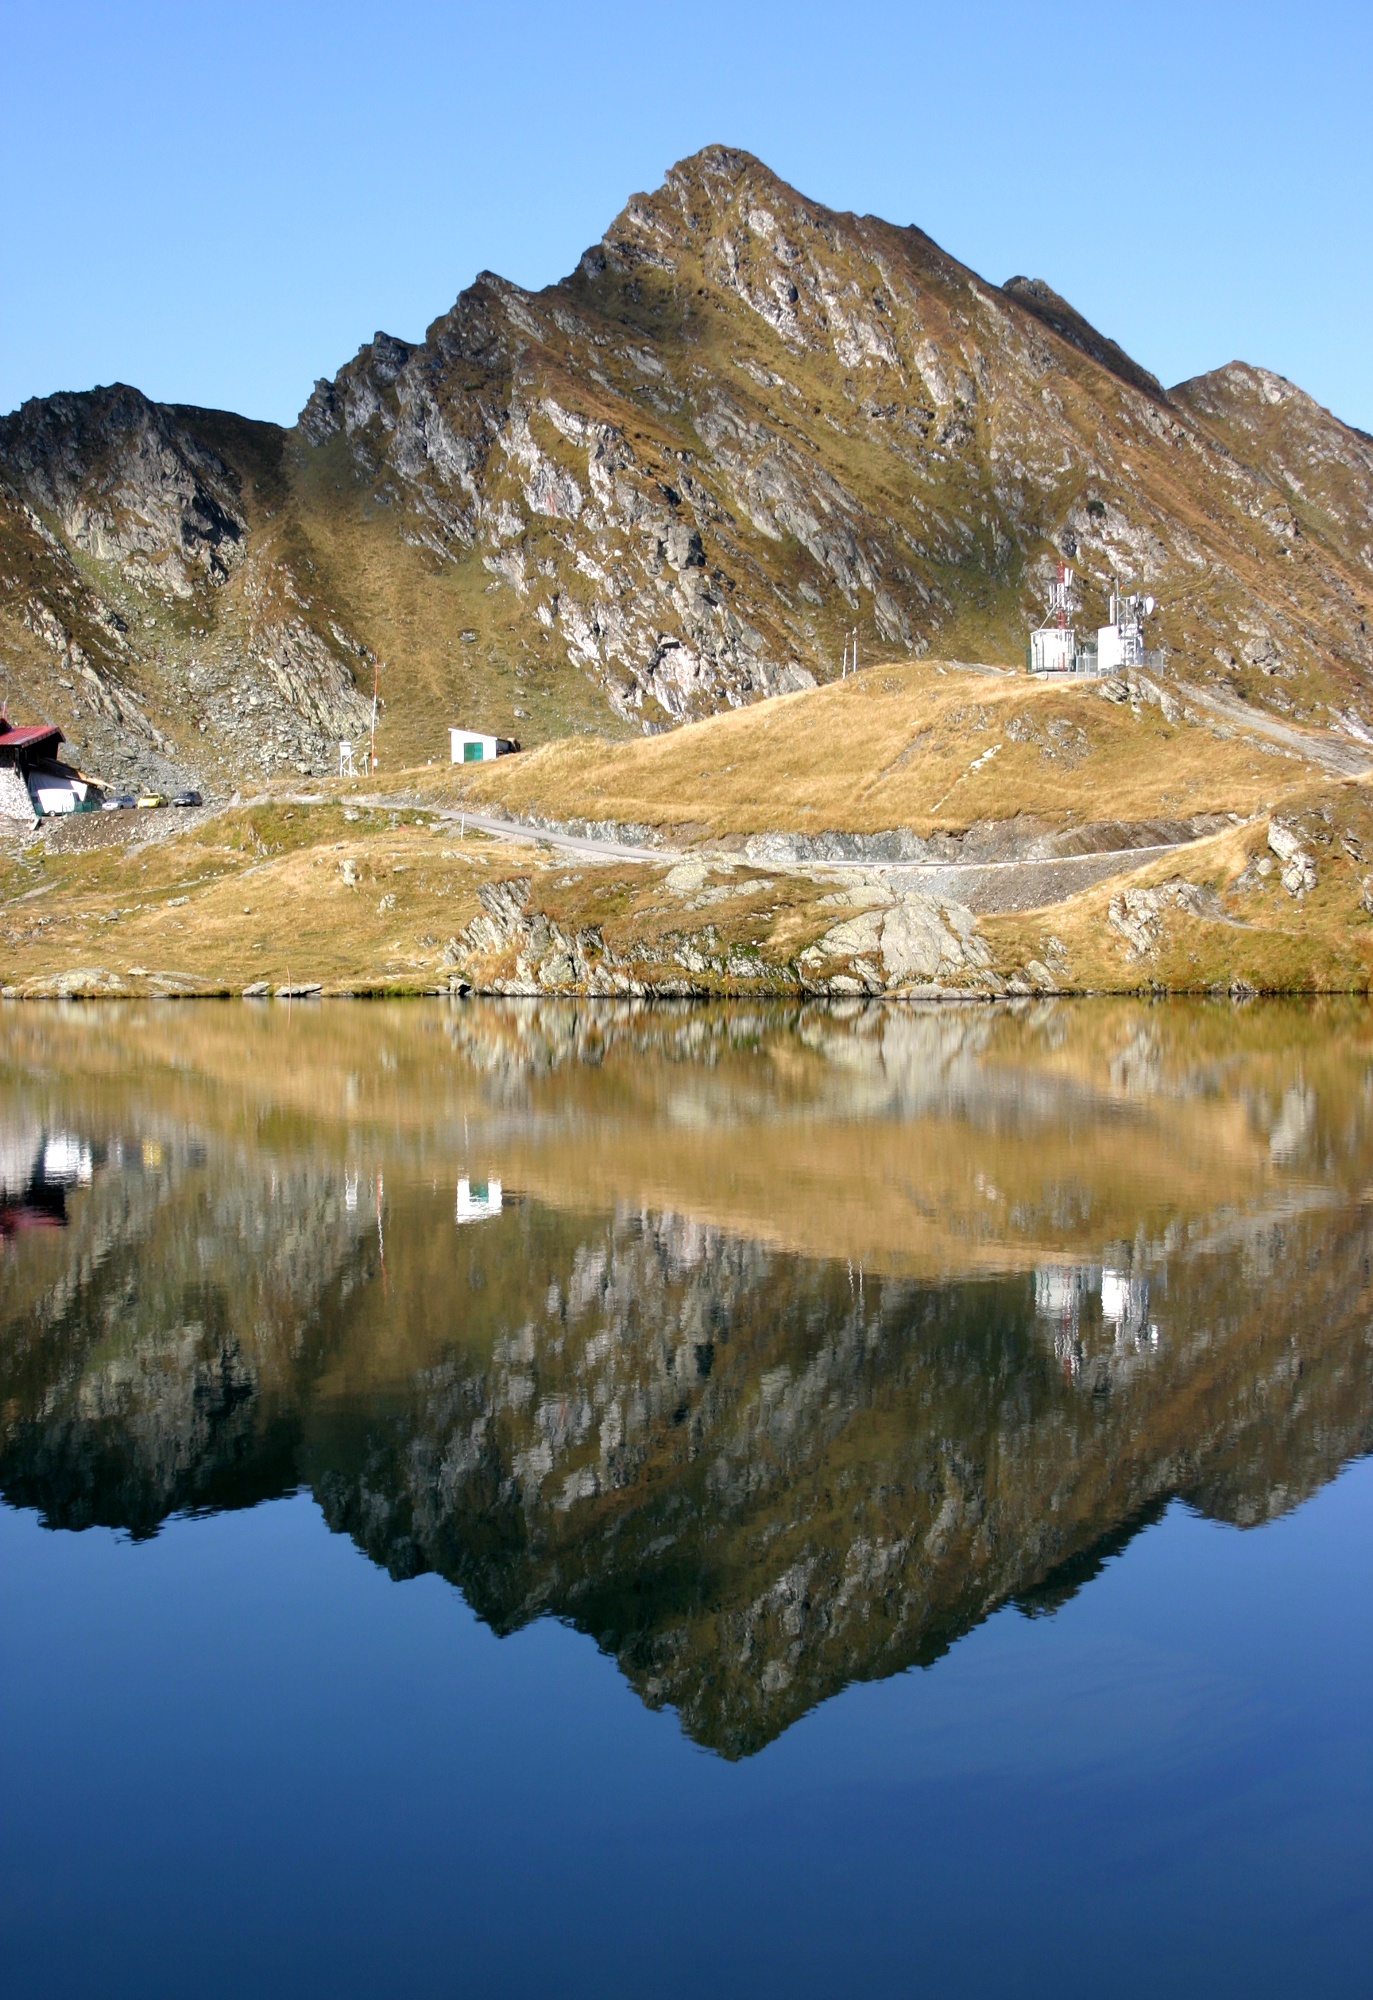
[1049,561,1076,632]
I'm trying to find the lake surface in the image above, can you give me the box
[2,996,1371,1997]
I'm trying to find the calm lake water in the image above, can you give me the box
[2,997,1371,1997]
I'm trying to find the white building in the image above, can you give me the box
[449,729,520,765]
[1097,581,1155,674]
[1028,562,1091,674]
[29,771,98,816]
[1030,626,1078,674]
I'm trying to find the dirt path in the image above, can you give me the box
[441,810,667,862]
[443,808,1207,912]
[882,845,1198,913]
[1177,684,1372,777]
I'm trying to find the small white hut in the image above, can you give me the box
[449,729,520,765]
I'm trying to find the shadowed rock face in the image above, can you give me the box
[2,150,1372,785]
[2,998,1372,1755]
[0,384,248,587]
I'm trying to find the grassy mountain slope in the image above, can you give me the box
[2,147,1372,801]
[447,653,1322,842]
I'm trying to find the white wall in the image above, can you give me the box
[28,774,92,816]
[450,730,497,763]
[1030,629,1075,673]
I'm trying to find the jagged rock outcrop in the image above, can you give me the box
[796,884,993,993]
[0,395,372,788]
[0,383,247,592]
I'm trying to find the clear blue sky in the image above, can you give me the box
[3,0,1368,432]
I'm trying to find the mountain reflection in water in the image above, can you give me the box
[2,996,1370,1758]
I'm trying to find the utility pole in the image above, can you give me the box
[369,657,380,774]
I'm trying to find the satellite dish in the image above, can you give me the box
[1144,596,1156,616]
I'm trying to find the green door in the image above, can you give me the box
[463,741,483,763]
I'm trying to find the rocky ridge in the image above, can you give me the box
[2,148,1371,792]
[440,865,997,999]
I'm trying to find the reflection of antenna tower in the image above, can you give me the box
[376,1171,387,1296]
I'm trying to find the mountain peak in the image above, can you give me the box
[2,151,1371,789]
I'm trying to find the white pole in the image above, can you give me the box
[370,658,379,773]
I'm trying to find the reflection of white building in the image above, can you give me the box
[1034,1265,1100,1321]
[41,1133,93,1186]
[1034,1263,1159,1378]
[0,1126,94,1193]
[1268,1083,1317,1164]
[1101,1267,1151,1336]
[456,1175,502,1224]
[0,1124,44,1197]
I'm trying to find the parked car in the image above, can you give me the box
[170,790,204,808]
[101,795,137,810]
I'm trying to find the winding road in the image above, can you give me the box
[437,809,1217,913]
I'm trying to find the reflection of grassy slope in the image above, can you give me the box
[2,996,1370,1275]
[4,1000,1373,1751]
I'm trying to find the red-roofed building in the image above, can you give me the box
[0,715,65,764]
[0,710,97,821]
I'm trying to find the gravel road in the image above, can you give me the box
[441,810,1207,911]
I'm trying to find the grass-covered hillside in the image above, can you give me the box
[4,657,1373,1000]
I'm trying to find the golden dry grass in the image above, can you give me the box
[439,658,1335,839]
[5,671,1373,997]
[0,802,501,994]
[0,796,828,996]
[987,779,1373,993]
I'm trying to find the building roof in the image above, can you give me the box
[0,718,64,757]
